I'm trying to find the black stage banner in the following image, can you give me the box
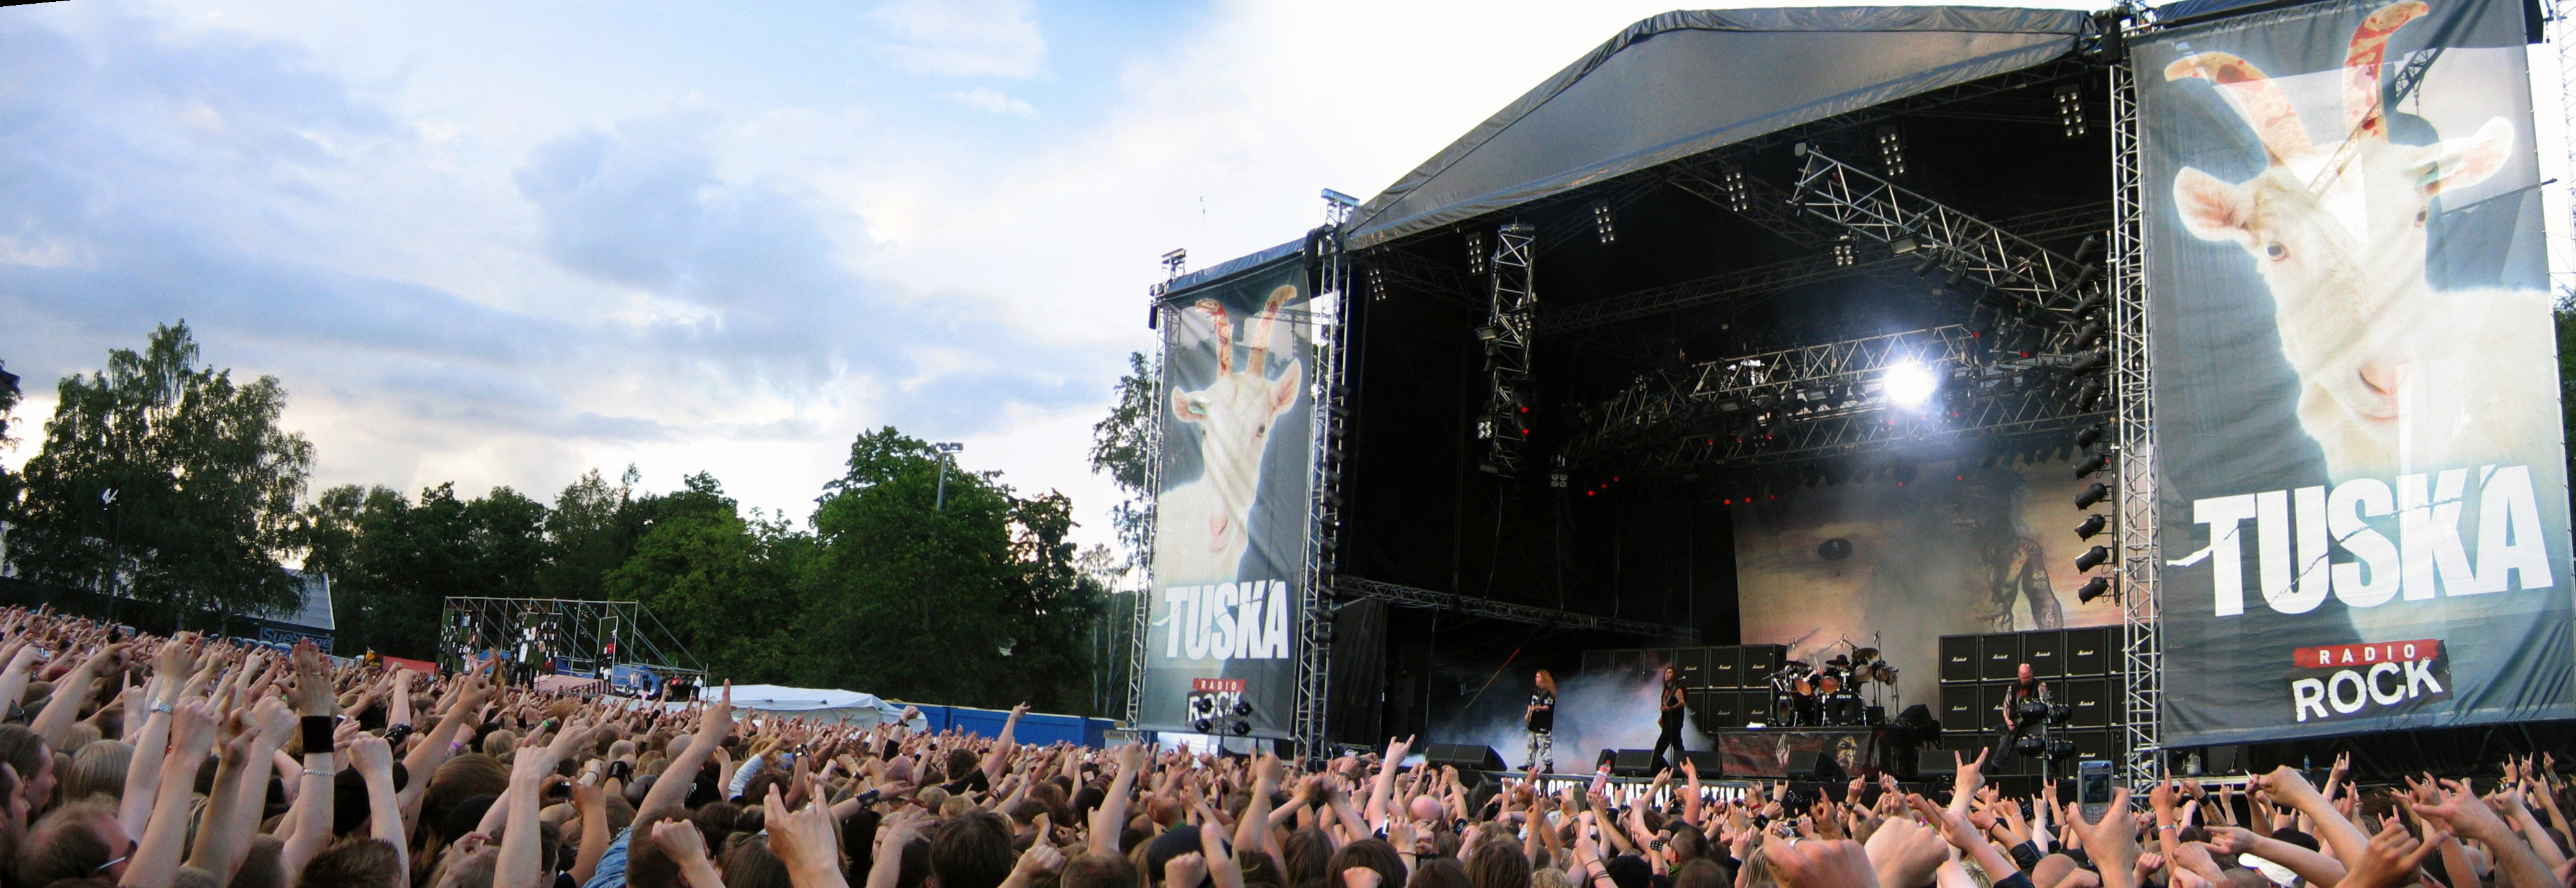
[1139,255,1313,739]
[1716,728,1886,778]
[2138,0,2571,744]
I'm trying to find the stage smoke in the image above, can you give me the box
[1428,669,1693,774]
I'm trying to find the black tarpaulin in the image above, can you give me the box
[1344,7,2092,250]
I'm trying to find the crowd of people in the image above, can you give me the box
[0,609,2567,888]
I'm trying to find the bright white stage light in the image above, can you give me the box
[1883,360,1938,408]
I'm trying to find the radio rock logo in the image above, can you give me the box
[2286,639,2449,722]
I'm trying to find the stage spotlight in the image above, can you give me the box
[1911,251,1942,277]
[2074,422,2105,449]
[1474,324,1502,341]
[2055,84,2088,139]
[1889,235,1921,255]
[2076,544,2110,572]
[2066,349,2107,374]
[1876,124,1908,176]
[2075,482,2109,509]
[2075,513,2107,539]
[2070,321,2104,349]
[2016,734,2046,756]
[2078,575,2112,603]
[1882,360,1939,408]
[2049,704,2074,726]
[1591,199,1618,245]
[1465,231,1489,275]
[1832,236,1856,267]
[2069,291,2105,316]
[1233,700,1254,716]
[1231,720,1252,736]
[2074,448,2110,478]
[2074,380,2105,410]
[1194,717,1215,733]
[2048,738,2078,761]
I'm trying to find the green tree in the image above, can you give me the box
[1088,352,1157,573]
[540,467,645,601]
[308,482,554,659]
[0,360,23,531]
[604,472,805,682]
[794,428,1100,712]
[13,322,313,622]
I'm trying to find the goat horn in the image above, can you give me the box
[2343,1,2429,140]
[1195,298,1235,373]
[1245,285,1296,375]
[2166,52,2316,162]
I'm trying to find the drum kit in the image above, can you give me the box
[1767,641,1900,726]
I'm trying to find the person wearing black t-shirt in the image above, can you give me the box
[1996,662,2049,771]
[1524,669,1558,772]
[1652,666,1688,770]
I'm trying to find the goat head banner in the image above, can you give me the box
[2139,0,2572,744]
[1143,254,1313,739]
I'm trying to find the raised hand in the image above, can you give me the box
[1764,838,1882,888]
[1861,813,1948,888]
[2339,822,2447,888]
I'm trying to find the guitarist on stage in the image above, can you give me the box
[1652,665,1688,769]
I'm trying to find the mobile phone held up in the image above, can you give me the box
[2077,759,2114,824]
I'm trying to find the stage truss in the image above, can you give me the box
[1299,207,1356,759]
[2110,9,2164,787]
[438,597,703,680]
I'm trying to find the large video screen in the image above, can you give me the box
[2138,0,2572,744]
[1734,457,2122,702]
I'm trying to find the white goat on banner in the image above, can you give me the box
[2166,1,2553,483]
[1155,286,1304,585]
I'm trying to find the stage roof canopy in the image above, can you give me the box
[1344,6,2092,249]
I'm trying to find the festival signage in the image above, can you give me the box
[2137,0,2572,744]
[1139,254,1313,739]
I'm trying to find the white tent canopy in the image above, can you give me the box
[722,684,914,726]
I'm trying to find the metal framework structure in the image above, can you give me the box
[2107,47,2164,786]
[1333,576,1693,641]
[1125,291,1175,726]
[1297,207,1356,758]
[438,597,703,679]
[1787,146,2102,321]
[1476,223,1538,477]
[2557,0,2576,297]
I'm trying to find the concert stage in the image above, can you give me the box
[1128,0,2576,784]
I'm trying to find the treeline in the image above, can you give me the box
[0,323,1111,715]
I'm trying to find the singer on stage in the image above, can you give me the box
[1525,669,1557,773]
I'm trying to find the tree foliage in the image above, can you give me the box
[1088,350,1157,573]
[11,322,313,620]
[7,323,1108,713]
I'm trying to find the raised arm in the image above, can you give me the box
[280,642,340,876]
[33,642,123,749]
[121,700,215,888]
[981,702,1029,785]
[349,735,412,888]
[643,682,735,818]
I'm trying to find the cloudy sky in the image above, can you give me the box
[0,0,2559,557]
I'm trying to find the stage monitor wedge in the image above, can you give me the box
[1603,749,1659,777]
[1425,743,1505,772]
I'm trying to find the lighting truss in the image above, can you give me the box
[439,597,704,679]
[1787,145,2102,319]
[1297,217,1353,759]
[1333,576,1691,641]
[1479,222,1537,478]
[1568,318,2102,474]
[1359,244,1483,308]
[2107,48,2163,787]
[1544,163,2107,336]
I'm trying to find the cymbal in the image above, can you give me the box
[1852,647,1880,661]
[1783,660,1810,670]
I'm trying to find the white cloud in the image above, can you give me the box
[948,87,1036,118]
[865,0,1045,79]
